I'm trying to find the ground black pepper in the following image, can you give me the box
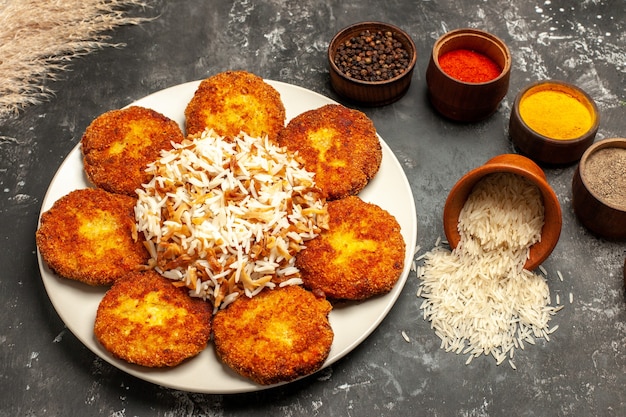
[584,147,626,210]
[334,30,411,82]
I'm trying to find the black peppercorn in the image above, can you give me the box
[334,30,410,82]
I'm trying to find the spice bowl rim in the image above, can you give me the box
[577,137,626,212]
[431,27,512,86]
[442,153,563,271]
[512,79,600,145]
[328,21,417,86]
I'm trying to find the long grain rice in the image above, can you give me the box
[417,173,561,367]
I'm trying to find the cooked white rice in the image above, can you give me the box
[135,128,328,311]
[417,172,560,368]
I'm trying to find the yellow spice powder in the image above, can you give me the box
[519,88,593,140]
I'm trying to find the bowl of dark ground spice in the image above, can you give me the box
[425,28,511,122]
[509,80,599,165]
[328,21,417,106]
[572,138,626,240]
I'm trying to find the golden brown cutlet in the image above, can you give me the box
[81,105,184,196]
[94,270,212,367]
[296,195,405,300]
[212,285,333,385]
[184,70,286,140]
[36,188,149,286]
[276,104,382,200]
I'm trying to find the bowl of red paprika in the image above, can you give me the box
[509,80,599,166]
[426,28,511,122]
[328,21,417,106]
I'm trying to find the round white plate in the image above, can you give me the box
[37,80,418,394]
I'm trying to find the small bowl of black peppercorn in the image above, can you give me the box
[328,21,417,106]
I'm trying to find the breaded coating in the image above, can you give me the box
[94,270,212,367]
[296,196,405,300]
[212,285,333,385]
[36,188,149,286]
[276,104,382,200]
[81,106,184,196]
[184,70,286,139]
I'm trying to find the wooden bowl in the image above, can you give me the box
[443,154,562,270]
[328,21,417,106]
[572,138,626,240]
[425,28,511,122]
[510,80,599,165]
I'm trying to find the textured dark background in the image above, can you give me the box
[1,1,624,415]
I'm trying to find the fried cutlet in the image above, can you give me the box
[94,270,212,367]
[276,104,382,200]
[212,285,333,385]
[184,70,286,139]
[296,196,405,300]
[36,188,149,286]
[81,106,184,196]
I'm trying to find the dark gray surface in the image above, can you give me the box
[1,1,625,415]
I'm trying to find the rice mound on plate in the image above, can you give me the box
[417,173,562,368]
[135,128,329,312]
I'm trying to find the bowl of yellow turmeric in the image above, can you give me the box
[509,80,599,165]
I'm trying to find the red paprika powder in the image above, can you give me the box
[438,49,501,83]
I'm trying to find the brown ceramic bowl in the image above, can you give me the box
[572,138,626,240]
[510,80,599,165]
[425,28,511,122]
[328,21,417,106]
[443,154,562,270]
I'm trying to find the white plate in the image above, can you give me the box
[37,80,418,394]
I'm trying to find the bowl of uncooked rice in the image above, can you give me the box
[416,154,563,368]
